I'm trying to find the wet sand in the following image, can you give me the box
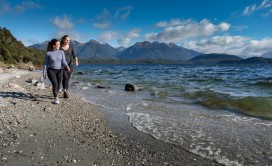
[0,68,221,165]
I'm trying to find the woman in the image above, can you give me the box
[60,35,78,98]
[43,39,70,104]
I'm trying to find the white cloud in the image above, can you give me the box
[0,0,41,14]
[92,9,112,29]
[183,36,272,57]
[98,31,118,43]
[93,22,111,29]
[92,6,132,29]
[0,0,11,13]
[258,0,272,9]
[240,38,272,56]
[145,19,231,43]
[51,16,74,30]
[156,19,193,28]
[15,1,41,12]
[242,4,257,16]
[118,29,141,46]
[54,31,83,42]
[218,22,231,31]
[242,0,272,16]
[114,6,133,19]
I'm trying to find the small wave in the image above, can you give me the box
[255,81,272,87]
[94,69,102,72]
[187,91,272,119]
[127,112,244,166]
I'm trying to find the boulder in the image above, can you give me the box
[125,83,139,91]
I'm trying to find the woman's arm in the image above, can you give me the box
[61,51,70,71]
[72,46,78,66]
[42,54,48,79]
[75,57,78,66]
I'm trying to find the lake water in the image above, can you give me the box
[70,64,272,165]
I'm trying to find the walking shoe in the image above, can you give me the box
[53,98,60,104]
[64,91,69,98]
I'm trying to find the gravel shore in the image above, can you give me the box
[0,68,221,165]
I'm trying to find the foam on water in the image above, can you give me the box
[75,83,272,165]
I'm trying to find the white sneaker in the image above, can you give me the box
[53,98,60,104]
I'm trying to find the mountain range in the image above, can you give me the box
[29,39,272,64]
[29,39,201,61]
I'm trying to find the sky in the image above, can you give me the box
[0,0,272,57]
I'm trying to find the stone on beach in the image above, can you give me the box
[97,85,110,89]
[125,83,140,91]
[26,78,38,84]
[71,81,80,87]
[7,83,21,89]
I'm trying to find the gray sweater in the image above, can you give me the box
[43,50,68,74]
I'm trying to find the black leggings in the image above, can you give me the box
[47,68,63,97]
[62,65,72,90]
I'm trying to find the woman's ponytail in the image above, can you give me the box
[47,39,59,51]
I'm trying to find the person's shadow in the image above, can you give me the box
[0,91,52,102]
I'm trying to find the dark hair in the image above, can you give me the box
[47,39,59,51]
[60,35,70,46]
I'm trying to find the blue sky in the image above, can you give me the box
[0,0,271,56]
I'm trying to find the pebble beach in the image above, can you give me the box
[0,67,220,165]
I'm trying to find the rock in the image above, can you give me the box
[26,78,38,84]
[37,83,45,89]
[7,83,20,89]
[71,81,80,87]
[33,80,43,86]
[8,65,15,69]
[29,66,35,71]
[125,83,139,91]
[97,85,110,89]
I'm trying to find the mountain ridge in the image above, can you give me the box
[29,40,202,61]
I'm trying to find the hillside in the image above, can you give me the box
[190,53,242,64]
[77,40,118,59]
[261,51,272,59]
[240,57,272,63]
[0,27,45,66]
[117,41,200,61]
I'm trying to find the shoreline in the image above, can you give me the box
[0,68,221,165]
